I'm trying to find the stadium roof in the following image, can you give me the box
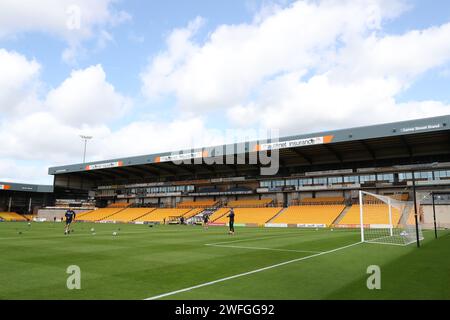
[0,181,53,193]
[49,115,450,182]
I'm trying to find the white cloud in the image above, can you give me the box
[45,65,131,126]
[0,0,130,63]
[92,116,225,160]
[0,50,133,183]
[141,0,407,111]
[332,23,450,84]
[3,0,450,184]
[141,16,204,101]
[0,111,108,162]
[0,159,51,185]
[0,50,223,183]
[0,111,222,184]
[228,72,450,134]
[236,21,450,134]
[141,0,450,134]
[0,49,41,117]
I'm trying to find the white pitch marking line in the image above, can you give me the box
[144,241,362,300]
[205,243,323,254]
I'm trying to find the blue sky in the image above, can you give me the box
[387,0,450,104]
[0,0,450,184]
[3,0,449,90]
[0,0,272,133]
[2,1,263,93]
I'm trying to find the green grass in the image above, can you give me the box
[0,221,448,300]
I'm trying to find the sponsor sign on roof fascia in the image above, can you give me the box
[155,151,208,163]
[0,184,11,190]
[86,161,123,171]
[257,135,334,151]
[399,123,441,133]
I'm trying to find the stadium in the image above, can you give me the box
[1,115,449,300]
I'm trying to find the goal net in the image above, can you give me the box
[359,191,425,246]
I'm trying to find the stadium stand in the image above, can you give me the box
[271,205,346,226]
[338,204,401,226]
[79,208,125,222]
[134,208,193,223]
[227,199,273,207]
[209,208,231,222]
[214,207,283,225]
[75,210,92,218]
[177,200,218,208]
[0,212,27,221]
[44,115,450,231]
[182,208,205,219]
[106,208,156,222]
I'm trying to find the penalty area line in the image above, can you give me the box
[144,241,362,300]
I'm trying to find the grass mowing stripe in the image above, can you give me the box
[0,230,151,240]
[204,229,356,246]
[204,232,311,246]
[1,222,447,299]
[145,241,361,300]
[205,244,323,254]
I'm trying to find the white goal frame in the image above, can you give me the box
[358,190,424,246]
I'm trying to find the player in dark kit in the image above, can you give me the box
[64,208,76,235]
[203,213,209,230]
[227,208,235,235]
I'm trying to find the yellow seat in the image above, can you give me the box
[182,208,204,219]
[209,208,231,222]
[272,205,345,226]
[299,197,345,205]
[227,199,273,208]
[79,208,125,221]
[0,212,27,221]
[214,208,282,224]
[177,200,218,208]
[105,208,156,222]
[134,208,193,223]
[338,204,401,226]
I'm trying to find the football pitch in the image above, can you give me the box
[0,222,449,300]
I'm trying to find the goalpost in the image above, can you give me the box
[358,190,425,246]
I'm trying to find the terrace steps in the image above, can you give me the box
[332,205,352,225]
[266,207,288,223]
